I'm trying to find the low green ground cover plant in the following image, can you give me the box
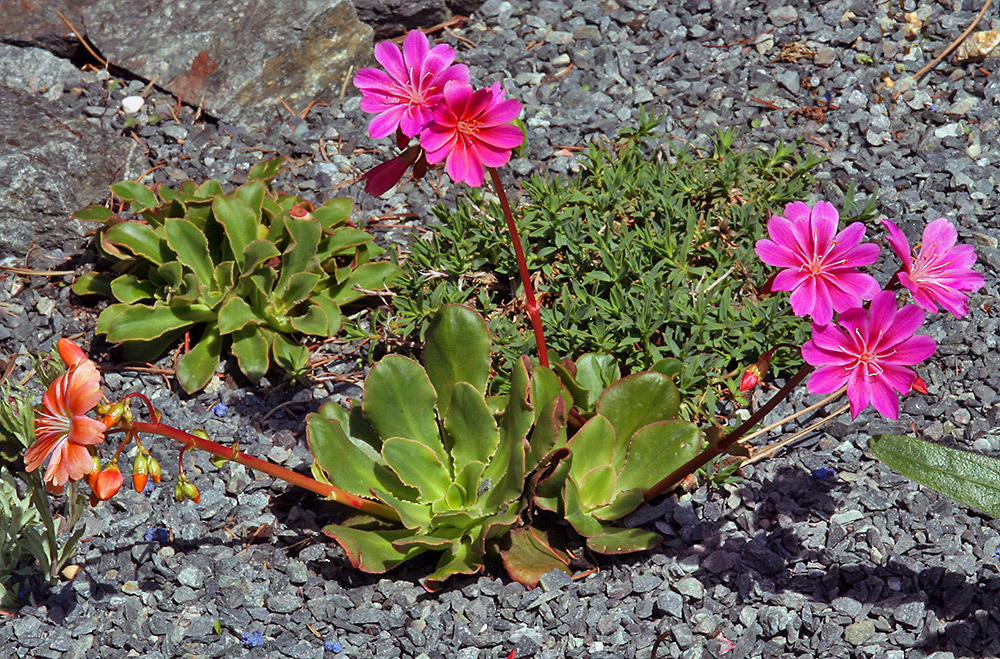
[389,115,877,416]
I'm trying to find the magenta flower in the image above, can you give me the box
[756,201,881,325]
[802,290,937,420]
[353,30,469,139]
[882,218,985,318]
[419,81,524,187]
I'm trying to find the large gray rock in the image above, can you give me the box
[354,0,486,39]
[0,0,97,58]
[81,0,372,129]
[0,85,144,259]
[0,43,84,95]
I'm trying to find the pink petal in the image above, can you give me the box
[771,268,807,293]
[755,239,801,268]
[807,364,848,393]
[373,41,407,83]
[480,98,523,125]
[474,138,514,168]
[782,201,812,225]
[835,240,881,268]
[846,368,871,419]
[881,219,913,266]
[879,363,917,393]
[880,303,926,346]
[477,123,524,150]
[921,217,959,254]
[765,215,800,254]
[809,201,840,256]
[354,67,394,94]
[368,107,407,139]
[869,378,901,419]
[401,30,430,70]
[66,415,106,446]
[866,290,898,333]
[887,334,936,365]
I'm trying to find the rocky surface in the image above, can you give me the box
[0,0,999,657]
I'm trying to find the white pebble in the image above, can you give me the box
[121,95,145,113]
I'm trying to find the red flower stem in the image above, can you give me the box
[644,362,814,500]
[128,420,401,523]
[487,166,549,368]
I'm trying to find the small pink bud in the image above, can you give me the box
[738,365,761,392]
[911,375,928,395]
[56,338,88,368]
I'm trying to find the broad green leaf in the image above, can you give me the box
[596,372,680,470]
[617,420,700,492]
[584,525,662,555]
[153,261,184,290]
[176,326,222,394]
[110,180,158,211]
[312,197,353,229]
[525,392,566,474]
[218,297,259,335]
[194,178,224,199]
[650,357,683,380]
[234,180,265,218]
[276,215,321,294]
[290,300,331,336]
[213,195,257,266]
[109,274,157,303]
[104,221,170,264]
[307,413,410,500]
[247,156,286,182]
[164,217,215,286]
[119,330,183,363]
[363,355,444,463]
[591,489,645,521]
[444,383,499,472]
[322,523,425,573]
[423,305,491,419]
[371,488,433,530]
[501,526,572,588]
[331,262,404,304]
[72,205,116,222]
[323,227,374,255]
[72,272,113,297]
[869,434,1000,518]
[105,303,212,342]
[240,239,281,276]
[213,261,235,293]
[481,357,532,512]
[278,271,321,310]
[271,333,309,375]
[423,539,484,591]
[382,437,450,502]
[577,465,617,509]
[231,326,269,381]
[566,414,616,481]
[455,460,487,507]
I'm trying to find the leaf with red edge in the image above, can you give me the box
[500,526,572,588]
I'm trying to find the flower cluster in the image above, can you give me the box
[754,202,984,419]
[354,30,524,190]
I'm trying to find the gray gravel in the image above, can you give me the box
[2,0,1000,657]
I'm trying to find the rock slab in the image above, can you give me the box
[0,85,143,258]
[82,0,372,128]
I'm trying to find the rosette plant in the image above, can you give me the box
[307,305,702,588]
[72,157,402,392]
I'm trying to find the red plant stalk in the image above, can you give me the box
[127,418,401,523]
[644,362,815,500]
[487,166,549,368]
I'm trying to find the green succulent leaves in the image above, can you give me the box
[72,157,402,392]
[308,305,702,589]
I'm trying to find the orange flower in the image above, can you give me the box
[57,338,89,369]
[25,358,106,488]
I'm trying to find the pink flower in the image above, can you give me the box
[25,357,106,488]
[354,30,469,139]
[756,201,881,325]
[882,217,985,318]
[802,290,937,420]
[420,81,524,187]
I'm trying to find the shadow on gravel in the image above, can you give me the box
[666,465,1000,658]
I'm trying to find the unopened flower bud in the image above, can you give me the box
[910,375,928,395]
[133,454,149,493]
[739,350,775,392]
[99,400,127,428]
[147,456,162,484]
[92,464,124,501]
[174,476,200,503]
[56,338,88,368]
[87,455,102,489]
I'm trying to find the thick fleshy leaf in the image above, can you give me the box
[312,197,353,229]
[596,372,680,470]
[423,304,491,419]
[104,221,170,265]
[271,333,309,375]
[109,274,156,303]
[290,296,342,336]
[105,303,213,342]
[110,180,158,211]
[501,526,572,588]
[213,195,258,266]
[239,239,281,277]
[422,540,485,592]
[275,215,321,294]
[231,326,270,382]
[444,382,500,473]
[218,297,259,334]
[364,355,444,463]
[72,272,114,298]
[307,413,410,500]
[164,217,216,286]
[176,326,222,393]
[247,156,286,182]
[322,523,425,573]
[566,414,615,481]
[577,465,617,509]
[585,525,662,554]
[331,262,405,304]
[573,354,621,409]
[617,420,700,492]
[278,271,322,310]
[869,434,1000,517]
[480,357,532,512]
[590,489,645,521]
[525,392,566,473]
[382,437,450,502]
[72,204,116,222]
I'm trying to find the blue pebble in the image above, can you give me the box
[142,481,156,496]
[812,467,836,480]
[212,402,228,417]
[995,546,1000,561]
[144,527,170,543]
[241,631,264,648]
[325,641,343,653]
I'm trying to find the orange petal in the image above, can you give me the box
[57,339,88,368]
[24,432,63,472]
[65,361,103,415]
[67,415,106,447]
